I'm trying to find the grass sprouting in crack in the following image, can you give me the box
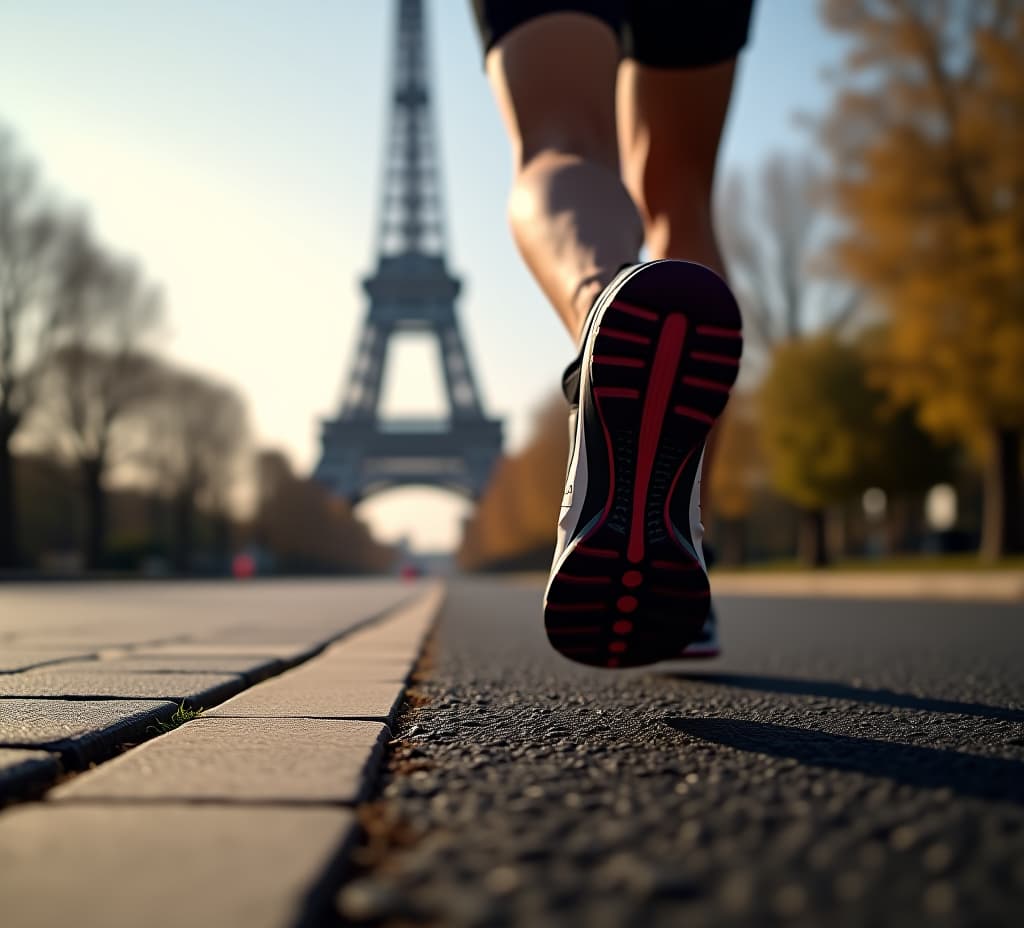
[147,702,204,735]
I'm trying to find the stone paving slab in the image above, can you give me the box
[307,582,444,681]
[288,655,416,684]
[0,581,447,926]
[204,584,446,722]
[0,749,61,801]
[59,654,283,682]
[0,649,99,673]
[207,678,407,723]
[6,636,189,652]
[328,583,442,652]
[54,717,390,804]
[126,642,324,662]
[0,803,356,928]
[0,698,175,767]
[0,581,420,656]
[197,626,373,646]
[0,669,245,706]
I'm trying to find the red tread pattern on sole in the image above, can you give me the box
[593,387,640,400]
[673,405,715,425]
[610,300,659,321]
[600,327,652,345]
[557,574,612,585]
[627,314,688,564]
[682,375,731,394]
[695,324,741,338]
[574,545,618,559]
[690,350,740,366]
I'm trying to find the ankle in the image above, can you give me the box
[570,265,630,341]
[569,274,605,336]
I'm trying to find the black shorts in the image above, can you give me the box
[471,1,755,69]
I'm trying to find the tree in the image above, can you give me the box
[253,450,393,573]
[760,335,887,566]
[0,131,61,567]
[36,346,160,568]
[459,393,569,569]
[707,391,764,565]
[761,331,955,565]
[32,227,162,568]
[140,366,250,573]
[716,154,859,370]
[820,0,1024,559]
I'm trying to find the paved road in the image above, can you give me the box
[332,578,1024,928]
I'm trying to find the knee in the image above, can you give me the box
[507,148,602,232]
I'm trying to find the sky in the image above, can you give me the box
[0,1,847,552]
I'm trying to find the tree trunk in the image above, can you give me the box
[887,494,927,555]
[213,512,232,575]
[0,413,19,569]
[886,495,910,555]
[717,518,747,567]
[980,428,1023,561]
[172,489,194,575]
[798,508,829,567]
[827,506,847,561]
[82,456,106,571]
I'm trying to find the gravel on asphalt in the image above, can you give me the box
[327,578,1024,928]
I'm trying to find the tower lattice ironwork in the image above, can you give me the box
[315,0,502,502]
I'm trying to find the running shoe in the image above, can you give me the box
[678,544,722,659]
[677,603,721,659]
[545,260,741,668]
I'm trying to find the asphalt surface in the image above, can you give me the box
[330,578,1024,928]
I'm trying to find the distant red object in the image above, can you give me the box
[400,564,422,581]
[232,553,256,579]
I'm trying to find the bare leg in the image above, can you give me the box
[486,14,644,342]
[617,59,739,516]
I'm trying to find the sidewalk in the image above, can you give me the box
[711,569,1024,602]
[505,568,1024,602]
[0,579,445,928]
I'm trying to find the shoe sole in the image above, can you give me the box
[545,261,741,668]
[677,645,721,659]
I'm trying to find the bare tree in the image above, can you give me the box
[716,154,860,365]
[713,154,864,565]
[139,366,250,573]
[0,131,62,567]
[35,347,161,568]
[32,226,162,568]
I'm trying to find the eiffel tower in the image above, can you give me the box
[315,0,502,502]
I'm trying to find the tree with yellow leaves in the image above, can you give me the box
[760,331,952,566]
[820,0,1024,558]
[458,392,569,569]
[707,390,763,565]
[760,334,884,565]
